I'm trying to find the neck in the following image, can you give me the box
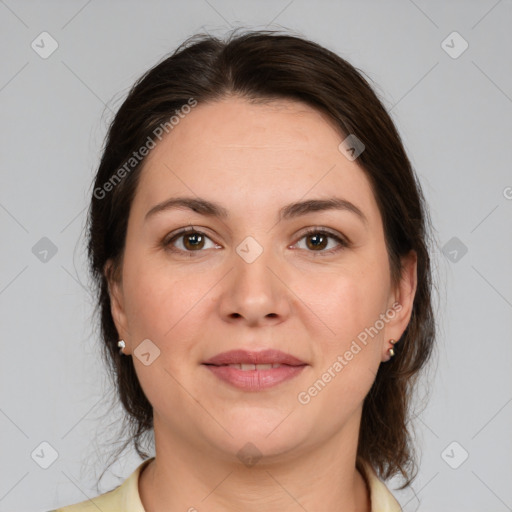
[139,414,371,512]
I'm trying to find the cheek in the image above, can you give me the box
[298,271,387,418]
[121,251,218,359]
[120,259,208,400]
[303,261,390,348]
[121,251,187,339]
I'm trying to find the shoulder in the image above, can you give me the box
[51,458,154,512]
[51,485,121,512]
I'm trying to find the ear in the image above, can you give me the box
[382,250,418,360]
[104,259,130,346]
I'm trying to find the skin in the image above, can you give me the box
[107,95,417,512]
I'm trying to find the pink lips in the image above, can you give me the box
[202,349,307,391]
[203,349,306,366]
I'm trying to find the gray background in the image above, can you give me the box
[1,1,511,511]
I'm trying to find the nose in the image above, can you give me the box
[217,239,291,327]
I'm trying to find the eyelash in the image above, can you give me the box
[163,226,350,257]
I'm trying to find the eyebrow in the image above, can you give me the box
[145,196,368,226]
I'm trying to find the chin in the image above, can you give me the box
[209,411,312,462]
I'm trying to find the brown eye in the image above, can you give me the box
[182,232,205,250]
[305,232,329,250]
[295,229,348,254]
[164,227,217,254]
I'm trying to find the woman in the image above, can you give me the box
[53,28,436,512]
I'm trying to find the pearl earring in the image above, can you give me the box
[117,340,126,354]
[388,339,397,358]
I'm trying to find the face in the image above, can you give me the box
[107,96,417,461]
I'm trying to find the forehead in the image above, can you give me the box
[134,96,380,225]
[147,96,344,159]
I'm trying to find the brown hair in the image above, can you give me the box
[88,28,436,490]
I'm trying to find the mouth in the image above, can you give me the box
[202,348,307,367]
[215,363,288,370]
[202,349,308,391]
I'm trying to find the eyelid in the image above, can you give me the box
[163,225,350,255]
[296,226,350,244]
[292,226,350,254]
[163,225,218,249]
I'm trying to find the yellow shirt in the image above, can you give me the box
[51,457,401,511]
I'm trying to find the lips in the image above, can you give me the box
[202,349,306,367]
[224,363,283,370]
[202,349,308,391]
